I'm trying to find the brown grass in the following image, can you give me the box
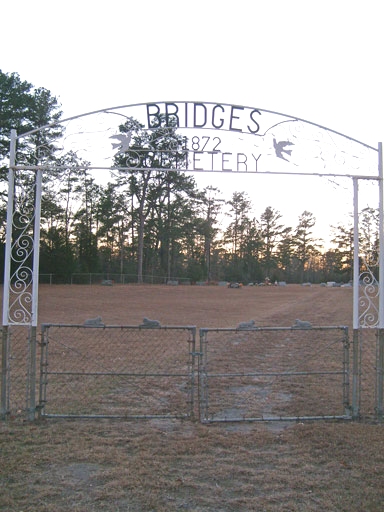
[1,284,384,511]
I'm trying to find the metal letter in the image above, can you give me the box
[229,106,244,132]
[146,103,162,128]
[212,104,225,129]
[248,109,261,134]
[165,103,179,127]
[193,103,207,128]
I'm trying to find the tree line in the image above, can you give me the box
[0,70,379,284]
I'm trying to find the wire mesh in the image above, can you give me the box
[199,326,351,422]
[1,323,383,422]
[39,324,196,419]
[358,328,379,419]
[0,326,38,419]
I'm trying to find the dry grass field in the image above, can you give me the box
[1,284,384,511]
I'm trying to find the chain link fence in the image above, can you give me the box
[69,273,191,286]
[38,323,197,419]
[356,328,383,420]
[1,324,383,422]
[37,274,192,285]
[1,324,196,420]
[1,326,37,420]
[198,326,352,423]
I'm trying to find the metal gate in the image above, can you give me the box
[1,104,383,423]
[38,323,196,419]
[198,325,351,423]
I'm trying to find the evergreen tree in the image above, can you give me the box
[96,182,132,276]
[0,70,63,169]
[0,70,33,163]
[320,249,346,282]
[331,222,354,281]
[197,186,225,282]
[276,227,295,282]
[224,191,253,281]
[360,207,379,269]
[114,117,188,283]
[72,170,101,273]
[0,70,63,280]
[240,216,263,283]
[259,206,285,279]
[292,211,319,282]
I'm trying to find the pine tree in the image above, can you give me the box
[113,117,188,283]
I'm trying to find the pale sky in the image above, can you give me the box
[2,0,383,243]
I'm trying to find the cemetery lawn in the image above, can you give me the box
[1,284,384,511]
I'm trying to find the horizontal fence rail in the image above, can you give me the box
[5,322,384,423]
[198,326,351,423]
[38,324,196,419]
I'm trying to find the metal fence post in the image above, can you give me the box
[352,329,361,419]
[376,328,384,421]
[198,328,209,423]
[377,143,384,421]
[37,324,48,419]
[1,327,10,419]
[27,327,37,421]
[343,327,352,418]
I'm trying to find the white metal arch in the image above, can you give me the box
[1,101,383,419]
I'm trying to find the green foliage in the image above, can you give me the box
[0,71,378,285]
[114,117,195,283]
[0,70,63,166]
[0,70,32,160]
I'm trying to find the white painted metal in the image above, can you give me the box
[353,177,359,330]
[2,130,17,326]
[31,170,43,327]
[378,143,384,328]
[1,103,382,420]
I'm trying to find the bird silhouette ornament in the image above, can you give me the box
[110,132,132,155]
[273,138,295,162]
[110,130,295,166]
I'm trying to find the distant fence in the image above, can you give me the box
[38,273,192,285]
[1,324,382,422]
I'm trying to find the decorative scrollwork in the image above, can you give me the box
[6,175,36,325]
[8,289,33,324]
[359,268,379,328]
[283,121,377,176]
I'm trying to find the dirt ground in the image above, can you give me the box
[36,282,353,328]
[1,284,384,511]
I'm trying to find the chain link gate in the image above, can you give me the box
[1,105,383,423]
[1,321,383,422]
[38,323,196,419]
[198,325,351,423]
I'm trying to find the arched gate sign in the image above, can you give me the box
[1,101,383,420]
